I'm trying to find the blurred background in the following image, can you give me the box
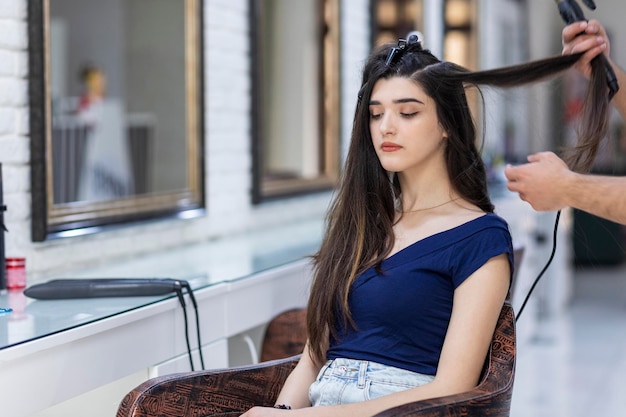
[0,0,625,416]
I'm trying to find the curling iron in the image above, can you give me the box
[555,0,619,99]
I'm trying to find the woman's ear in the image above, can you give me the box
[439,124,448,140]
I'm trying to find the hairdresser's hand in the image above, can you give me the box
[562,19,610,79]
[505,152,574,212]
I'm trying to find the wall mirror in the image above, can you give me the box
[250,0,341,202]
[28,0,205,241]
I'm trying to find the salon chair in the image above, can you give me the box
[259,307,307,362]
[509,246,525,301]
[116,301,516,417]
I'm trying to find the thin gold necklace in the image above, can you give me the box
[402,197,460,213]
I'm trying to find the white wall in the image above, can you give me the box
[340,0,370,162]
[0,1,30,260]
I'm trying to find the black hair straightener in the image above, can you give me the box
[24,277,206,371]
[24,278,183,299]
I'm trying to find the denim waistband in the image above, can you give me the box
[319,358,434,388]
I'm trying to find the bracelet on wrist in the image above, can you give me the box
[274,404,292,409]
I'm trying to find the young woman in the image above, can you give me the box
[241,34,609,417]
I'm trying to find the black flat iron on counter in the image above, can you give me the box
[24,278,185,299]
[24,277,207,371]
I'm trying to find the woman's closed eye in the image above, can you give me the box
[370,111,418,120]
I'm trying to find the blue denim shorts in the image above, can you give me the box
[308,358,435,406]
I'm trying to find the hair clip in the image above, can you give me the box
[384,39,407,67]
[360,31,426,101]
[581,0,596,10]
[406,30,424,47]
[384,31,425,67]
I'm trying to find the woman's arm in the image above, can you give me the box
[240,342,321,416]
[273,342,322,409]
[241,254,511,417]
[430,253,511,391]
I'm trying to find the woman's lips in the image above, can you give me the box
[381,142,402,152]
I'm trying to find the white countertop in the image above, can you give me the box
[0,219,324,353]
[0,219,323,417]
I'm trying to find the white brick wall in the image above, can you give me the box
[0,0,30,268]
[341,0,371,162]
[0,0,371,277]
[0,0,27,21]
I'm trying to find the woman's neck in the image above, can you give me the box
[396,167,456,212]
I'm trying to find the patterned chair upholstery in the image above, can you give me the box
[116,302,515,417]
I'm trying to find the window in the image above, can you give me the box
[443,0,476,68]
[250,0,341,202]
[372,0,423,47]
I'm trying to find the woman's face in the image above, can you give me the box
[369,76,447,175]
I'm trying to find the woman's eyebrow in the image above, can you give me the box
[369,98,425,105]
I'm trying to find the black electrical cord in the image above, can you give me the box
[182,281,205,370]
[515,210,561,322]
[174,287,196,371]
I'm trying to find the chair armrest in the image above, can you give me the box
[370,382,513,417]
[372,303,516,417]
[116,355,300,417]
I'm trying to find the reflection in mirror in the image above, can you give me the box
[29,0,204,241]
[251,0,341,201]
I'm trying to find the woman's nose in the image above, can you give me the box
[379,113,396,136]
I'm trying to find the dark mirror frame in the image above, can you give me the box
[28,0,206,241]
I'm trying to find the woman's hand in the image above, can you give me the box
[240,406,289,417]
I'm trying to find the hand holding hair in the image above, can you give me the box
[562,20,609,80]
[562,19,626,121]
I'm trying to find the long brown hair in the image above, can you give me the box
[306,40,609,365]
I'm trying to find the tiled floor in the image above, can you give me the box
[511,262,626,417]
